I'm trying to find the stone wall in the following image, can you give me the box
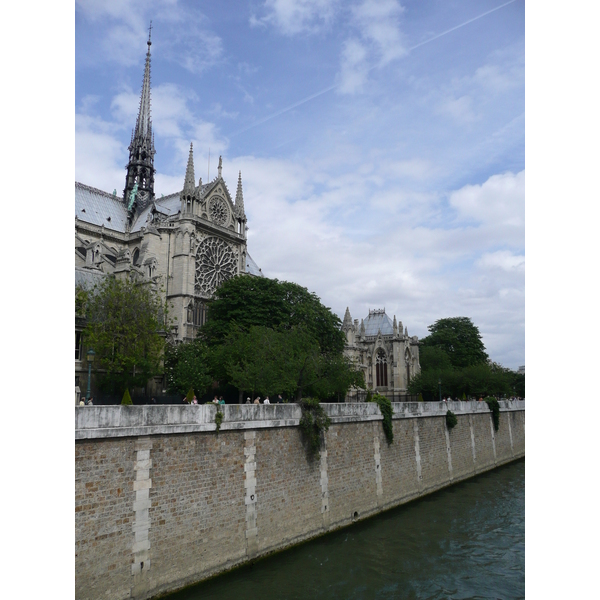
[75,400,525,600]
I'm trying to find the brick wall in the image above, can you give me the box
[75,401,524,599]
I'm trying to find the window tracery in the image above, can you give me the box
[194,236,237,296]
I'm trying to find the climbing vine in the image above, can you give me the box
[214,407,224,433]
[367,393,394,445]
[299,398,331,458]
[484,397,500,431]
[446,409,458,430]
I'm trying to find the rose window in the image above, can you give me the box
[195,237,237,296]
[209,196,228,225]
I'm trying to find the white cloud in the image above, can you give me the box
[477,251,525,272]
[337,0,407,94]
[449,170,524,228]
[251,0,339,35]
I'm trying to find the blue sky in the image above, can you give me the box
[75,0,525,369]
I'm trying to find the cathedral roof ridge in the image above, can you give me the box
[75,181,121,199]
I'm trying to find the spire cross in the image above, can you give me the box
[148,21,152,45]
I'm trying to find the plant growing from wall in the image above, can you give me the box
[214,407,224,433]
[299,398,331,458]
[484,397,500,431]
[446,409,458,430]
[121,388,133,405]
[367,393,394,445]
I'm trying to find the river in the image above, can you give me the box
[166,459,524,600]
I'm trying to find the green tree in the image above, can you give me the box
[421,317,488,369]
[164,338,213,397]
[83,277,165,395]
[202,276,346,354]
[200,276,359,401]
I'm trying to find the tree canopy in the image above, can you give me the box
[421,317,488,369]
[164,337,212,397]
[198,275,361,401]
[82,277,165,395]
[201,276,346,354]
[409,317,523,399]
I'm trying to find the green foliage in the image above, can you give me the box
[446,410,458,430]
[419,346,453,371]
[75,285,88,317]
[201,277,362,401]
[299,398,331,458]
[365,389,373,403]
[214,408,224,433]
[202,276,346,354]
[367,393,394,445]
[165,338,213,397]
[83,277,165,394]
[484,397,500,431]
[422,317,488,369]
[186,387,195,402]
[418,393,424,403]
[121,388,133,405]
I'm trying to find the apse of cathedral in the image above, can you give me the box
[342,308,421,396]
[75,29,263,345]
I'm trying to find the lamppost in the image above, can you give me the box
[438,378,442,403]
[86,349,95,403]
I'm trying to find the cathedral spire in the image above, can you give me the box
[124,23,156,220]
[183,143,195,193]
[235,171,245,213]
[342,307,353,329]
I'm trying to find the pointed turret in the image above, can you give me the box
[393,315,398,335]
[360,319,365,337]
[218,155,223,178]
[183,143,195,194]
[124,23,156,221]
[342,307,353,330]
[235,171,245,213]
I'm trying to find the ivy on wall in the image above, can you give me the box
[484,397,500,431]
[446,410,458,430]
[367,393,394,445]
[299,398,331,458]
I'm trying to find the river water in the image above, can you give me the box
[166,459,524,600]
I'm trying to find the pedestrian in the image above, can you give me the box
[151,397,157,404]
[212,396,219,404]
[245,397,251,405]
[192,396,198,405]
[254,397,260,405]
[264,396,270,405]
[277,394,283,403]
[79,398,85,407]
[219,397,225,405]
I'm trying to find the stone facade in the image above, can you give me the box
[75,400,524,599]
[75,34,263,396]
[342,307,421,398]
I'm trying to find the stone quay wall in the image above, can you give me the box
[75,400,525,600]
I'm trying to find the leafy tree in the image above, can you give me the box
[202,276,346,354]
[121,388,133,405]
[421,317,488,369]
[419,346,452,372]
[164,338,213,397]
[83,276,165,395]
[200,276,359,401]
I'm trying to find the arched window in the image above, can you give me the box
[375,349,388,387]
[132,248,140,266]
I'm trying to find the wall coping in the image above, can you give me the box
[75,400,524,440]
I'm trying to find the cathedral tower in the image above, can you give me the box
[123,24,156,224]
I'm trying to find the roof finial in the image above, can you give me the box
[218,155,222,178]
[235,170,245,213]
[183,142,195,193]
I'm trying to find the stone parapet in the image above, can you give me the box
[75,400,524,440]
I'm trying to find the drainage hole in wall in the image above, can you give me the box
[140,562,144,570]
[353,511,358,519]
[250,494,255,501]
[376,464,379,469]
